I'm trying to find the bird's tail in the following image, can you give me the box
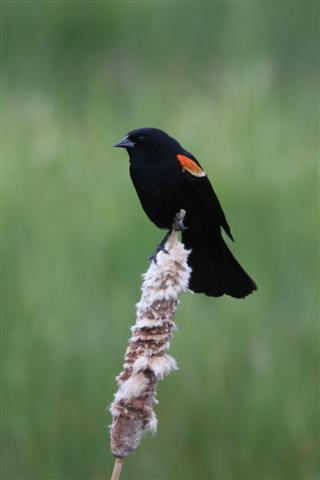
[182,232,257,298]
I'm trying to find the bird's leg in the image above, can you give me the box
[172,211,187,232]
[150,212,187,264]
[149,231,171,263]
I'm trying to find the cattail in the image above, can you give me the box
[109,210,191,478]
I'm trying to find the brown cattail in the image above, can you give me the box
[109,210,191,463]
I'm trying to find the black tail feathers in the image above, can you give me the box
[184,235,257,299]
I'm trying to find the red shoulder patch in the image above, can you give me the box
[177,154,206,177]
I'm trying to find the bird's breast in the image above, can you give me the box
[129,161,182,228]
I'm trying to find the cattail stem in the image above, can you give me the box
[109,209,191,466]
[111,458,124,480]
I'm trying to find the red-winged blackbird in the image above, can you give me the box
[114,128,257,298]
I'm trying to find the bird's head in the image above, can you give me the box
[113,128,180,163]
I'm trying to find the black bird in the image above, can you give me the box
[114,128,257,298]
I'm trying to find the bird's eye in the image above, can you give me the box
[139,135,145,141]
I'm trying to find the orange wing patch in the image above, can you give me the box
[177,154,206,178]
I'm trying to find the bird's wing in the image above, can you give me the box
[177,151,234,241]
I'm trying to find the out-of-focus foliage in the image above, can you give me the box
[3,1,319,479]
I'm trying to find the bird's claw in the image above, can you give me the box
[149,214,186,264]
[149,245,169,264]
[172,213,187,232]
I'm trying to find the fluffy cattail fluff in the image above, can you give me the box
[110,219,191,459]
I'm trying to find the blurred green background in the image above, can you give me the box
[2,1,319,479]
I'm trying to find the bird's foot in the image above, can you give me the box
[149,212,187,264]
[149,231,170,264]
[172,212,187,232]
[149,246,169,264]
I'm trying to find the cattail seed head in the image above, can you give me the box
[109,230,191,458]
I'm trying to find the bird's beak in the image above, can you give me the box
[113,135,135,149]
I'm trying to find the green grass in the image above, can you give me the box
[2,1,319,479]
